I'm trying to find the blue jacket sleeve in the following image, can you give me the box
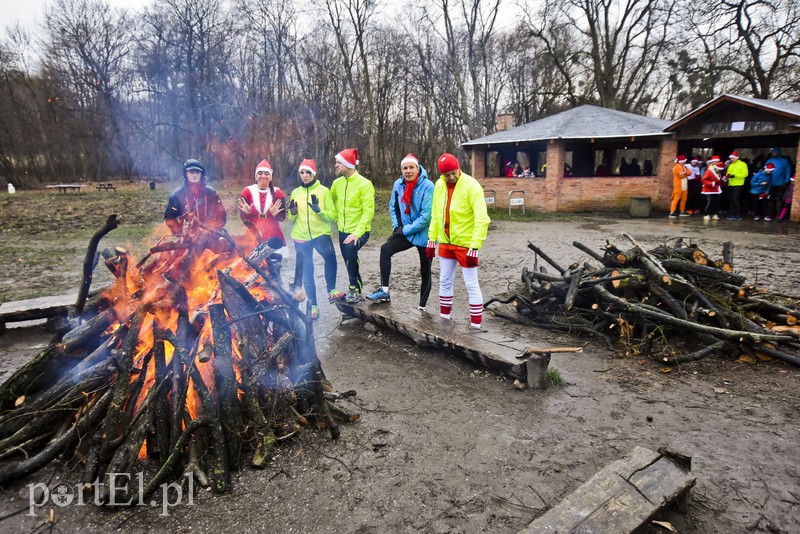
[389,180,399,229]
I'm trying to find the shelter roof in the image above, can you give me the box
[666,94,800,132]
[462,105,671,147]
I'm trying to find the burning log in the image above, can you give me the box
[0,217,357,498]
[490,235,800,367]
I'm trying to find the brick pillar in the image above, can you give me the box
[470,147,486,179]
[544,140,564,212]
[792,144,800,222]
[656,137,678,211]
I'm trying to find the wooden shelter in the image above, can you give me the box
[462,105,672,212]
[464,96,800,218]
[666,94,800,221]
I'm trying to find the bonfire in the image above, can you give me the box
[0,214,357,501]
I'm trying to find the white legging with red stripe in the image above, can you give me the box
[438,257,483,327]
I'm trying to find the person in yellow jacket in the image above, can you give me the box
[426,153,490,329]
[330,148,375,303]
[724,150,748,221]
[287,159,343,320]
[670,154,691,218]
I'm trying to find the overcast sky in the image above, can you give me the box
[1,0,147,38]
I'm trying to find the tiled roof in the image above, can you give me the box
[462,105,672,146]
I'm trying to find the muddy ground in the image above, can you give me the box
[1,213,800,533]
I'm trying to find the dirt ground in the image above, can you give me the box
[2,214,800,533]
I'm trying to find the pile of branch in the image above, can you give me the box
[0,215,357,500]
[487,233,800,366]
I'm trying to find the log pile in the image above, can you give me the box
[0,215,357,499]
[487,233,800,366]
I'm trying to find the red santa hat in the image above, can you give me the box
[707,155,721,163]
[729,151,739,160]
[765,163,775,171]
[335,148,359,169]
[298,159,317,175]
[676,154,687,163]
[400,153,419,167]
[437,153,460,174]
[254,159,273,179]
[714,161,725,169]
[691,156,701,163]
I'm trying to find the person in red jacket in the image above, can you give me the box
[701,156,724,221]
[238,159,286,246]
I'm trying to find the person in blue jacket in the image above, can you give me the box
[749,163,774,221]
[366,153,434,310]
[766,147,792,220]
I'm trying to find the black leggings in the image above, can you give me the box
[338,231,370,291]
[379,234,432,307]
[704,194,720,215]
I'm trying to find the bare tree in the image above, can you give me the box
[138,0,236,176]
[525,0,674,114]
[682,0,800,100]
[319,0,379,176]
[44,0,135,176]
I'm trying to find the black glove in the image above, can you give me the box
[392,225,404,237]
[288,200,298,215]
[309,194,320,213]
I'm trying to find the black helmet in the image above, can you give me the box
[183,158,205,175]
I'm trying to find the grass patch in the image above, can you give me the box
[547,367,566,387]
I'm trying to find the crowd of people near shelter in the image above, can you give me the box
[669,147,795,221]
[162,151,490,328]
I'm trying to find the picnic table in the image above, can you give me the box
[45,183,86,193]
[95,183,116,191]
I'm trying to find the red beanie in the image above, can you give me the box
[255,159,272,179]
[335,148,359,169]
[438,153,460,174]
[298,159,316,175]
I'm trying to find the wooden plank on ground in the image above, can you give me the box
[336,300,530,383]
[0,293,77,328]
[519,446,695,533]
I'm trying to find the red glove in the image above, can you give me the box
[465,248,479,267]
[426,240,436,260]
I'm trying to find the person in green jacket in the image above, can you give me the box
[331,148,375,303]
[287,159,344,320]
[426,153,490,329]
[724,150,748,221]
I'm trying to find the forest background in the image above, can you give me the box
[1,0,798,188]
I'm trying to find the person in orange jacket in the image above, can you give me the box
[669,154,691,218]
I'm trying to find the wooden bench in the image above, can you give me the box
[335,300,564,388]
[96,183,116,191]
[520,446,696,533]
[0,293,77,333]
[45,184,86,193]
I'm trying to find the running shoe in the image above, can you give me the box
[328,289,346,302]
[345,286,360,304]
[366,288,391,303]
